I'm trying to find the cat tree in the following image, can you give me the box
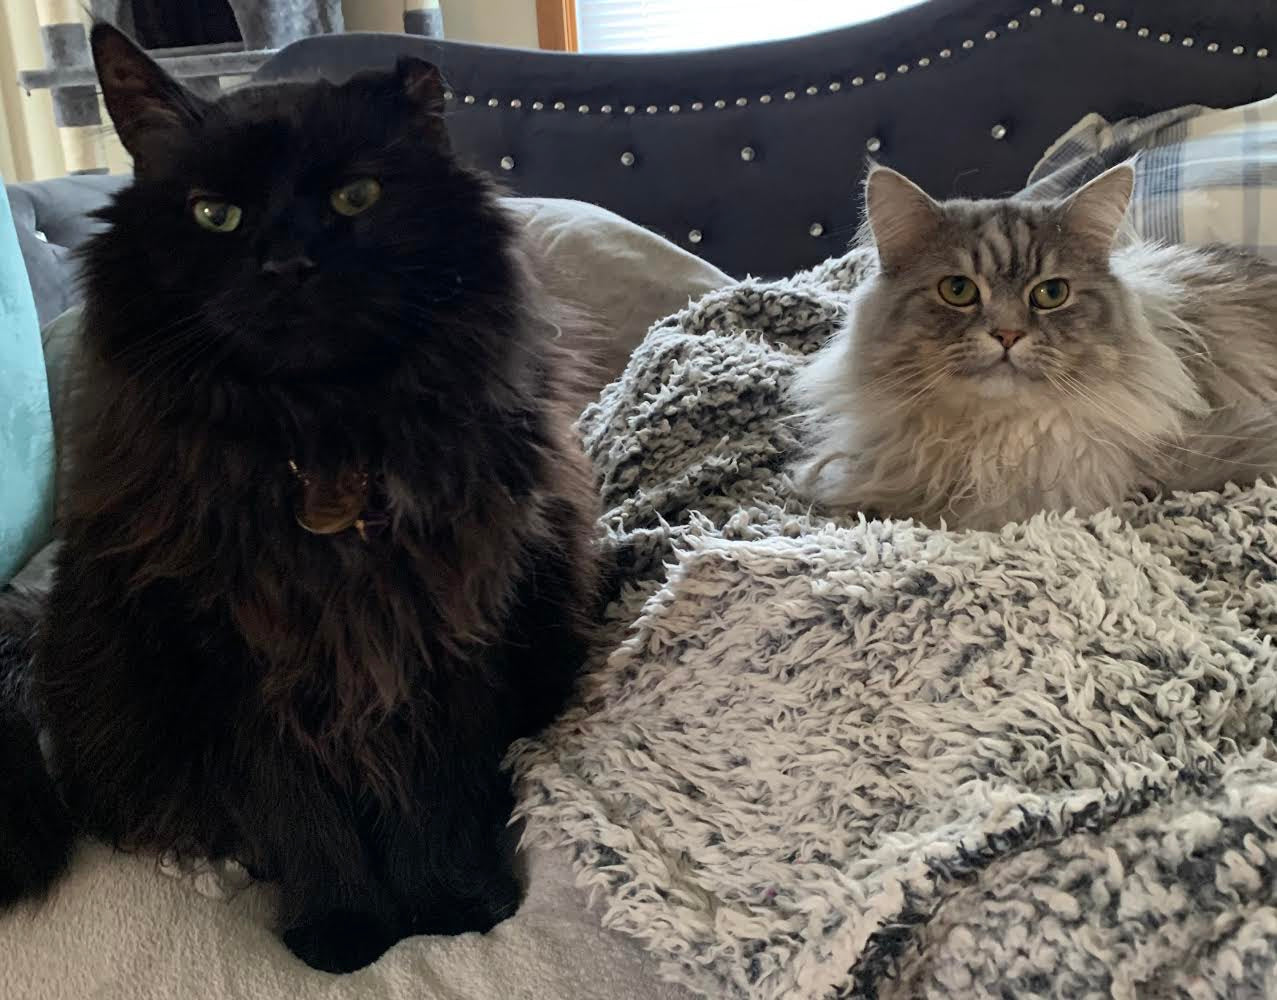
[20,0,444,174]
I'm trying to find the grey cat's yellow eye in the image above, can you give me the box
[192,199,242,233]
[1030,278,1070,309]
[330,178,382,216]
[938,275,979,307]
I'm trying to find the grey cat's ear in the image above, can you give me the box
[865,166,942,272]
[1061,163,1135,251]
[91,23,205,171]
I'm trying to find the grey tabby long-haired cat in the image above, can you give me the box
[794,162,1277,530]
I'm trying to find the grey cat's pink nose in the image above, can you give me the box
[992,329,1025,350]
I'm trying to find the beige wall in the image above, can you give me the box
[0,0,539,181]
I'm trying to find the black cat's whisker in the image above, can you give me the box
[117,319,208,362]
[119,322,212,380]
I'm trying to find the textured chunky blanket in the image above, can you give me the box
[514,250,1277,999]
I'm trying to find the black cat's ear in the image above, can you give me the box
[865,164,942,273]
[395,58,447,114]
[1061,162,1135,252]
[91,22,206,171]
[392,57,450,145]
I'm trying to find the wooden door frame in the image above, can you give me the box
[536,0,579,51]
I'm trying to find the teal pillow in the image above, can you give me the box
[0,184,55,585]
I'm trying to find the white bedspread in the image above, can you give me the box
[0,840,695,1000]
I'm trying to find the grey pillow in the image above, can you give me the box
[506,197,732,389]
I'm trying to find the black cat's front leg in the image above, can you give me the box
[378,756,522,938]
[250,774,405,973]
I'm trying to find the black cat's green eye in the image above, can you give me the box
[191,199,242,233]
[938,275,979,307]
[330,178,382,216]
[1030,278,1070,310]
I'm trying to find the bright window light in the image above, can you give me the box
[577,0,928,53]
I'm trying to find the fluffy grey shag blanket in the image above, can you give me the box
[513,250,1277,999]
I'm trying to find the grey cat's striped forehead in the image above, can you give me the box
[863,164,1135,278]
[942,203,1065,281]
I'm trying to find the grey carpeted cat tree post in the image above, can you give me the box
[224,0,344,49]
[21,0,443,175]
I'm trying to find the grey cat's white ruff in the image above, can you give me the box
[513,253,1277,999]
[794,164,1277,530]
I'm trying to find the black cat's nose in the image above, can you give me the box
[260,255,317,278]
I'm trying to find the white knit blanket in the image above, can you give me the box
[514,251,1277,999]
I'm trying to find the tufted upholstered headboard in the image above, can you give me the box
[7,0,1277,325]
[258,0,1277,279]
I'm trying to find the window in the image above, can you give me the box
[575,0,926,53]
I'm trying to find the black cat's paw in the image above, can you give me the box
[282,910,397,973]
[0,709,73,907]
[411,867,523,937]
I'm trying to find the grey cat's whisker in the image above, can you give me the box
[887,365,955,414]
[856,368,928,398]
[866,364,950,411]
[1046,378,1239,476]
[1045,375,1155,454]
[849,364,933,402]
[1152,440,1277,469]
[1052,373,1161,447]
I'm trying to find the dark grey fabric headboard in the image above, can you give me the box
[257,0,1277,278]
[7,0,1277,325]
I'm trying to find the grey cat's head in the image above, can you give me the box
[852,162,1137,405]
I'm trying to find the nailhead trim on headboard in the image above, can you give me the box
[445,3,1271,117]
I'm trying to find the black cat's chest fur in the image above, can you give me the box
[42,369,563,795]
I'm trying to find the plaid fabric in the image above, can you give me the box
[1026,95,1277,258]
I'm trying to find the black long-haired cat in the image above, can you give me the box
[0,23,599,972]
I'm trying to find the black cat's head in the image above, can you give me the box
[86,23,515,384]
